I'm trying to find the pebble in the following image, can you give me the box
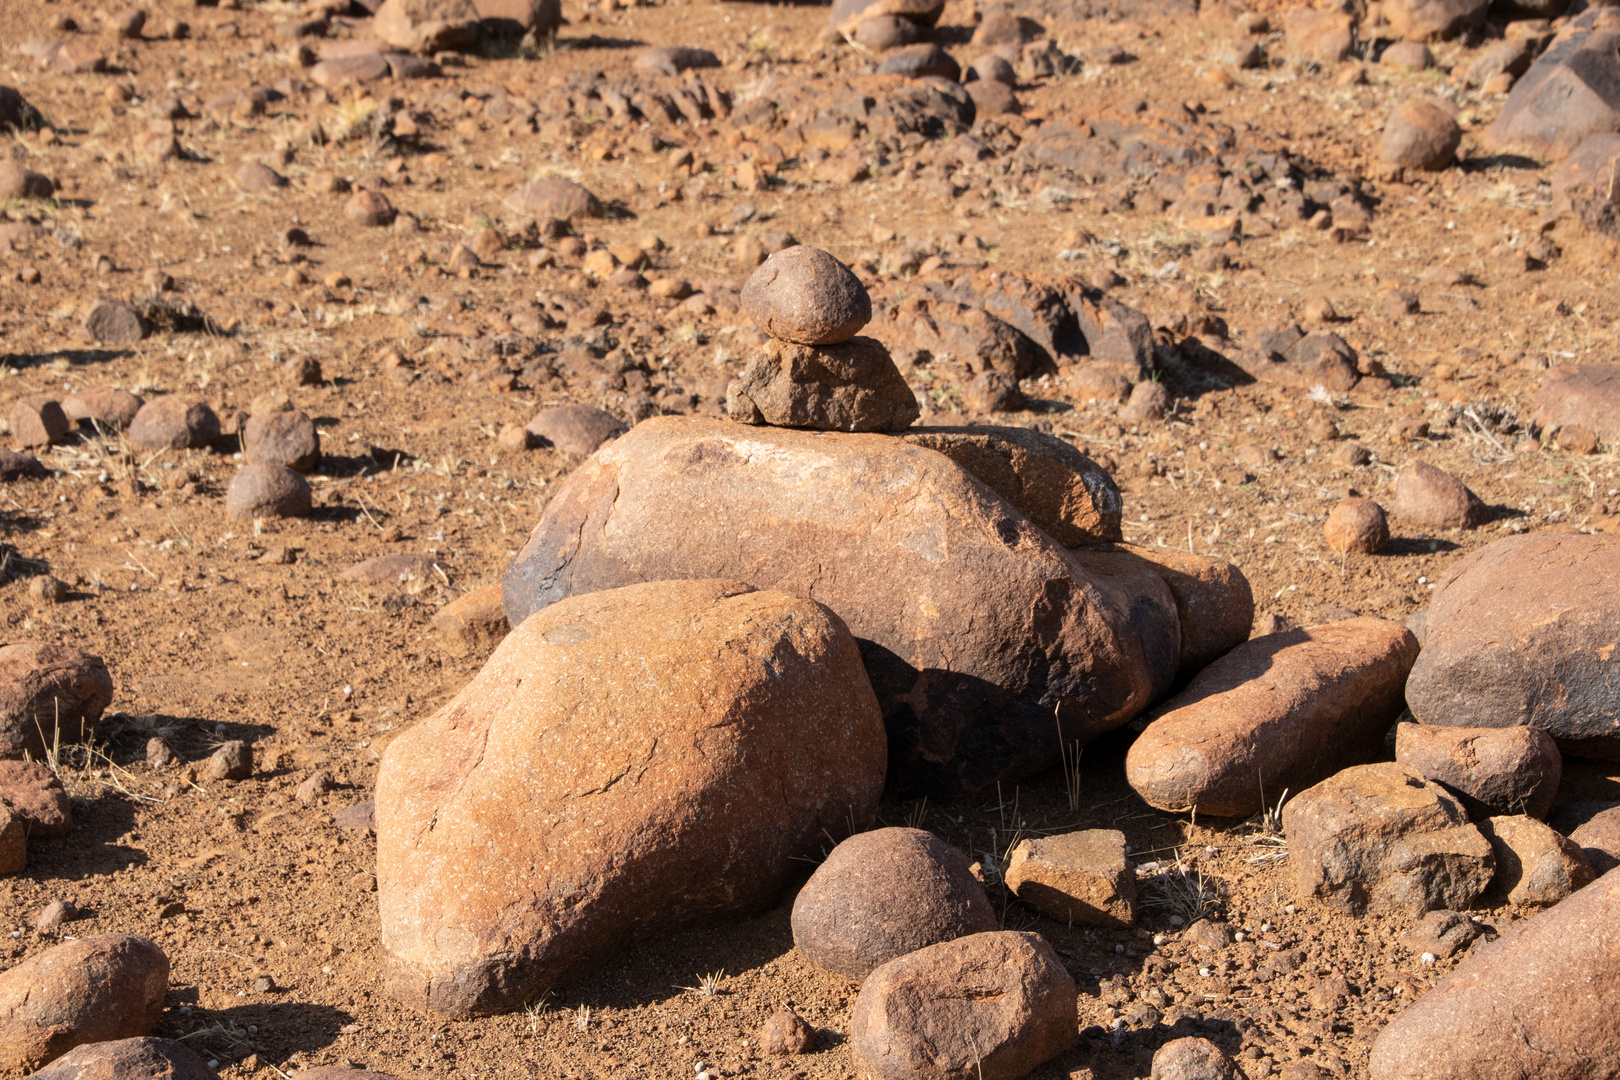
[83,298,150,345]
[345,190,396,227]
[207,740,253,781]
[0,162,54,201]
[35,899,76,932]
[27,576,68,605]
[243,410,321,472]
[236,162,287,192]
[741,246,871,345]
[225,464,312,519]
[757,1008,816,1056]
[525,404,628,455]
[1390,459,1486,529]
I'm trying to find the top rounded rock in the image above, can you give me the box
[503,178,603,220]
[741,246,872,346]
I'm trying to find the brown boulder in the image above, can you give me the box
[1282,762,1494,915]
[1394,722,1561,819]
[1283,7,1353,61]
[1004,829,1136,928]
[850,931,1077,1080]
[1405,533,1620,757]
[1103,545,1254,680]
[473,0,561,34]
[373,0,480,52]
[10,396,68,449]
[524,404,626,455]
[0,805,21,874]
[741,246,871,346]
[503,178,603,220]
[633,46,722,75]
[0,935,169,1070]
[83,299,149,346]
[852,15,921,49]
[224,464,312,519]
[1533,364,1620,442]
[0,760,72,837]
[791,827,996,980]
[0,162,53,201]
[757,1008,816,1056]
[29,1038,219,1080]
[893,301,1040,379]
[1324,497,1389,554]
[1480,814,1594,907]
[128,397,220,451]
[1484,27,1620,160]
[1127,618,1419,818]
[501,417,1162,799]
[378,580,887,1017]
[345,190,396,227]
[0,643,114,761]
[1064,548,1181,705]
[431,584,509,655]
[966,79,1020,118]
[831,0,944,30]
[243,410,320,472]
[1380,98,1462,171]
[726,337,919,432]
[1390,460,1486,529]
[1368,867,1620,1080]
[1570,806,1620,874]
[62,388,144,431]
[898,426,1121,546]
[1151,1038,1244,1080]
[1383,0,1486,39]
[341,554,449,583]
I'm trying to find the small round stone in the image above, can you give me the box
[242,410,320,473]
[741,245,871,346]
[1324,496,1390,555]
[345,189,396,227]
[128,397,220,450]
[225,464,312,519]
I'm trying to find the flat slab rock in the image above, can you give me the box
[1534,363,1620,441]
[1004,828,1136,928]
[726,337,919,432]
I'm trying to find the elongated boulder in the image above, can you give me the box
[898,426,1123,546]
[1126,618,1419,817]
[0,643,115,761]
[851,931,1076,1080]
[378,579,887,1017]
[1405,532,1620,758]
[1369,866,1620,1080]
[502,417,1159,799]
[0,935,169,1070]
[1394,722,1561,819]
[30,1039,219,1080]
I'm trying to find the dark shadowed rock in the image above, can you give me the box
[634,46,721,75]
[726,337,919,432]
[877,44,961,81]
[1484,26,1620,160]
[83,300,150,346]
[10,396,68,449]
[1479,814,1594,908]
[29,1038,219,1080]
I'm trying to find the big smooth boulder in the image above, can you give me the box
[1369,866,1620,1080]
[1126,618,1419,818]
[0,643,114,761]
[501,417,1162,799]
[377,579,887,1017]
[0,936,169,1071]
[1405,532,1620,758]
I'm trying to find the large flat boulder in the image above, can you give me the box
[1534,364,1620,442]
[378,580,887,1017]
[502,417,1162,799]
[1126,618,1418,818]
[1405,533,1620,759]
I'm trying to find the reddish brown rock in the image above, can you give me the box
[898,425,1122,546]
[1390,460,1486,529]
[0,935,169,1070]
[128,397,220,451]
[378,580,887,1017]
[207,740,252,781]
[501,417,1163,799]
[29,1038,218,1080]
[341,554,449,583]
[757,1008,816,1056]
[964,371,1025,414]
[1480,815,1594,908]
[1283,7,1353,61]
[373,0,480,52]
[524,404,627,455]
[0,760,72,837]
[243,410,320,472]
[741,246,871,346]
[792,827,996,980]
[966,78,1020,117]
[431,584,508,655]
[830,0,945,31]
[0,450,45,481]
[1324,497,1389,554]
[876,44,961,80]
[10,396,68,449]
[1151,1038,1244,1080]
[1484,27,1620,160]
[893,300,1040,379]
[235,162,286,192]
[1282,762,1494,915]
[1405,533,1620,757]
[345,190,397,227]
[224,464,312,519]
[1394,722,1561,819]
[1381,98,1462,171]
[83,299,149,346]
[62,388,143,431]
[1368,867,1620,1080]
[1127,618,1419,818]
[1533,364,1620,442]
[0,805,21,874]
[726,337,919,432]
[0,643,114,762]
[633,46,721,75]
[1097,545,1254,680]
[474,0,561,34]
[1004,829,1136,928]
[503,178,603,220]
[0,162,53,201]
[1382,0,1486,39]
[1570,806,1620,874]
[850,931,1076,1080]
[852,15,921,48]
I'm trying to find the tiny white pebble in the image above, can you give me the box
[1152,934,1167,946]
[1283,904,1296,914]
[1110,1018,1125,1031]
[1234,931,1246,942]
[8,932,18,939]
[1421,952,1436,964]
[1199,967,1211,977]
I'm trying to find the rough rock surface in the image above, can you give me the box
[28,1038,219,1080]
[1282,762,1494,916]
[1324,497,1389,555]
[1533,363,1620,441]
[1484,24,1620,159]
[431,584,509,655]
[791,827,996,979]
[850,931,1077,1080]
[1480,815,1594,908]
[0,806,22,874]
[0,643,115,761]
[1080,544,1254,681]
[1390,460,1486,529]
[501,417,1162,799]
[1004,829,1136,928]
[377,580,887,1017]
[128,397,220,451]
[62,388,143,431]
[1405,533,1620,757]
[0,759,73,837]
[225,464,312,520]
[243,411,320,473]
[757,1008,816,1056]
[726,337,919,432]
[523,404,626,455]
[741,246,872,345]
[373,0,481,53]
[1394,722,1561,819]
[0,935,170,1070]
[503,178,603,219]
[1127,618,1419,817]
[1382,0,1488,39]
[1150,1037,1244,1080]
[1368,866,1620,1080]
[1570,806,1620,874]
[1379,98,1462,170]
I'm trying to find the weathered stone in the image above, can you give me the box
[474,0,561,34]
[345,190,396,227]
[726,337,919,432]
[28,1038,219,1080]
[128,397,220,451]
[10,397,68,449]
[207,740,252,781]
[502,417,1163,799]
[235,162,287,192]
[757,1008,816,1056]
[1570,806,1620,874]
[791,827,996,979]
[1381,98,1462,171]
[0,760,72,837]
[891,301,1040,379]
[1102,545,1254,680]
[503,178,603,220]
[341,554,449,583]
[310,54,391,88]
[431,584,509,655]
[0,643,114,762]
[373,0,480,53]
[852,15,921,49]
[850,931,1076,1080]
[1324,497,1389,555]
[524,404,627,455]
[1383,0,1487,39]
[0,162,53,201]
[1534,364,1620,442]
[1283,7,1353,61]
[1064,548,1181,705]
[379,580,887,1017]
[966,79,1020,118]
[1282,762,1494,915]
[0,806,21,874]
[1127,619,1418,818]
[0,87,44,133]
[876,44,961,81]
[243,410,320,472]
[898,426,1122,546]
[1381,40,1433,71]
[0,450,45,481]
[62,388,143,431]
[0,935,169,1071]
[224,464,313,520]
[1368,867,1620,1080]
[1405,533,1620,757]
[964,371,1025,414]
[830,0,945,32]
[1480,815,1594,908]
[633,46,721,76]
[1072,293,1156,381]
[1394,722,1561,819]
[1151,1038,1244,1080]
[1485,27,1620,160]
[1004,829,1135,928]
[741,246,871,346]
[83,299,149,346]
[1399,909,1481,959]
[1390,460,1486,529]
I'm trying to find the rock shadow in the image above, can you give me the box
[167,1002,356,1070]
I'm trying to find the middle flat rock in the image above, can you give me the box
[377,579,887,1018]
[502,417,1161,799]
[726,337,919,432]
